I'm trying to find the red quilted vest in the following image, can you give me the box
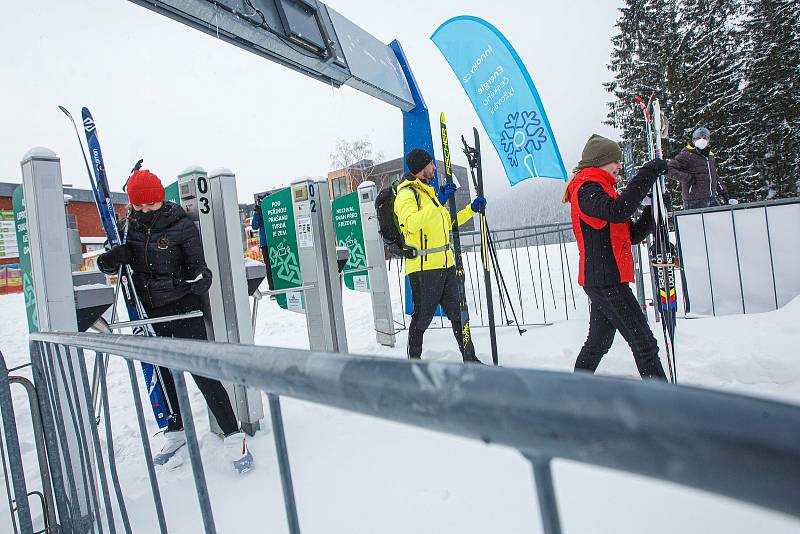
[568,168,634,285]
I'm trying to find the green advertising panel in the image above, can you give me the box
[332,192,369,292]
[164,180,181,205]
[12,186,38,332]
[262,187,304,313]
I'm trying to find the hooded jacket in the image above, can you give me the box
[567,167,658,286]
[667,144,728,204]
[393,174,476,275]
[98,202,212,309]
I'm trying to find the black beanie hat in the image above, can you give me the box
[406,148,433,175]
[576,134,623,170]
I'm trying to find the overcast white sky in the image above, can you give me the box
[1,0,621,200]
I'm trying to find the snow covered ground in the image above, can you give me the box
[1,241,799,533]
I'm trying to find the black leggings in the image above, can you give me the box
[575,284,667,379]
[147,294,240,435]
[408,267,477,361]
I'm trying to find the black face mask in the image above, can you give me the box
[134,210,157,226]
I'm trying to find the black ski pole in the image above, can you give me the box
[461,130,499,365]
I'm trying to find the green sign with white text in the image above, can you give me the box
[332,192,369,292]
[13,186,38,332]
[165,180,181,205]
[262,187,304,313]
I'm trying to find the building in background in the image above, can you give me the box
[327,157,475,231]
[0,181,127,266]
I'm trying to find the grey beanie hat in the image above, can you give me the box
[692,127,711,140]
[576,134,623,170]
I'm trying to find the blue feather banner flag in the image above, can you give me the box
[431,16,567,185]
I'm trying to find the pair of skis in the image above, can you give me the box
[59,106,173,428]
[439,114,507,366]
[635,96,678,383]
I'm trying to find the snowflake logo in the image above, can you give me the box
[500,111,548,168]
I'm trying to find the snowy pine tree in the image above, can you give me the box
[605,0,682,164]
[739,0,800,199]
[671,0,748,201]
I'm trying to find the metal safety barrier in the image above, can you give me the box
[2,332,799,533]
[391,221,578,334]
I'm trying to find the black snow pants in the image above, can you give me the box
[407,267,479,362]
[147,294,240,435]
[575,284,667,380]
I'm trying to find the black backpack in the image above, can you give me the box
[375,180,420,259]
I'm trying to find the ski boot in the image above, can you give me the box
[153,430,186,466]
[224,432,254,474]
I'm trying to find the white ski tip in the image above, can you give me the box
[208,167,234,178]
[22,147,58,162]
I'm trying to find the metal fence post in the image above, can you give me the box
[0,352,34,534]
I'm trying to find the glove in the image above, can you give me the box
[189,273,213,295]
[641,158,668,175]
[98,244,133,270]
[471,196,487,212]
[437,182,458,204]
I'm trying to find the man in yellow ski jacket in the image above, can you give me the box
[394,148,486,362]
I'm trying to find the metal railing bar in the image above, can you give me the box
[524,243,539,310]
[511,230,525,325]
[0,351,31,534]
[729,210,747,314]
[30,341,75,532]
[534,231,548,324]
[671,196,800,217]
[541,233,557,308]
[557,230,569,321]
[171,371,216,534]
[96,354,132,534]
[105,311,205,332]
[528,455,562,534]
[73,348,119,533]
[124,359,168,534]
[8,375,57,531]
[56,343,106,534]
[267,394,300,534]
[763,206,779,310]
[40,342,87,530]
[560,228,577,310]
[700,213,716,316]
[30,331,800,520]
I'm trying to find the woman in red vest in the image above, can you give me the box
[562,135,668,379]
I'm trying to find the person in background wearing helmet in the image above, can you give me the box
[562,135,668,379]
[667,127,730,209]
[97,168,253,473]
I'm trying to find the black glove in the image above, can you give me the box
[189,273,213,295]
[641,158,668,175]
[98,244,133,270]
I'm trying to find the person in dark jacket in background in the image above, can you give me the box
[562,135,668,380]
[250,193,275,291]
[667,127,729,209]
[98,169,253,472]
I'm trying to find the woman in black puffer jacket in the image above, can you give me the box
[98,169,250,471]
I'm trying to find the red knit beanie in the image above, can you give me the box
[126,169,165,204]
